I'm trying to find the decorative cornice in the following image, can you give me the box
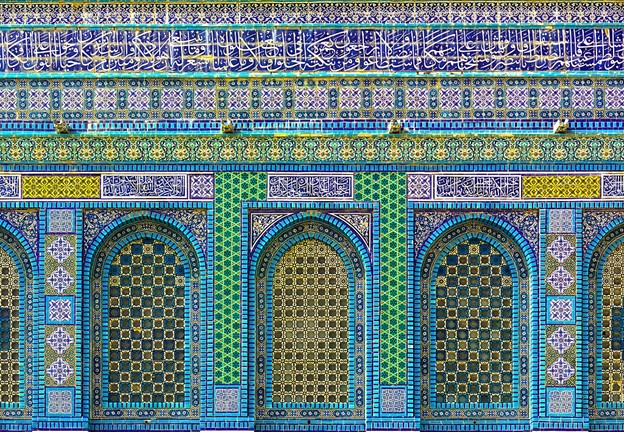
[0,2,620,25]
[0,134,621,164]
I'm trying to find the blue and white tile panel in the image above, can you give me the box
[267,173,353,201]
[0,28,620,74]
[0,2,622,25]
[407,173,624,201]
[0,173,213,200]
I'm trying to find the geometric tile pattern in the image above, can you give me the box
[547,327,575,354]
[0,248,20,403]
[46,265,74,295]
[547,297,575,324]
[1,78,624,123]
[47,209,75,233]
[547,357,575,385]
[213,172,266,384]
[433,238,514,404]
[381,387,406,414]
[47,235,75,264]
[544,233,578,392]
[215,386,239,413]
[47,298,73,324]
[355,173,405,385]
[46,388,74,415]
[271,239,349,404]
[548,209,575,234]
[600,242,624,402]
[106,237,186,404]
[547,388,575,416]
[21,175,100,199]
[546,266,574,294]
[46,327,74,355]
[523,175,601,199]
[547,236,575,263]
[546,235,577,295]
[46,357,74,385]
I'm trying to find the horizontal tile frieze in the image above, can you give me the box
[0,2,620,25]
[0,172,214,200]
[0,28,618,74]
[0,135,620,164]
[408,172,624,200]
[0,77,620,125]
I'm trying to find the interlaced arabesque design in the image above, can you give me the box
[0,247,19,403]
[600,242,624,403]
[107,237,186,404]
[271,239,350,404]
[434,238,514,404]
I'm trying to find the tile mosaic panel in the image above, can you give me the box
[214,386,239,414]
[0,28,619,74]
[1,135,623,165]
[22,175,100,199]
[543,230,577,416]
[47,209,75,234]
[355,173,405,385]
[270,239,349,404]
[381,387,406,414]
[213,173,266,384]
[106,237,186,404]
[548,209,576,234]
[267,174,353,201]
[522,175,601,199]
[2,78,623,122]
[433,238,514,405]
[0,2,621,25]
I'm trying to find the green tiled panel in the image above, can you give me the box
[355,173,406,384]
[214,172,266,384]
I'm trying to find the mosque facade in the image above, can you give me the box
[0,1,619,431]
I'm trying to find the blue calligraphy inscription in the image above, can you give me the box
[0,28,621,73]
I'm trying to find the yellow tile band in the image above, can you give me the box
[22,175,100,199]
[522,175,600,199]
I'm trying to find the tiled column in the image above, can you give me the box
[36,207,86,430]
[538,208,585,430]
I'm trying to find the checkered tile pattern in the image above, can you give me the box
[434,238,514,404]
[107,237,186,404]
[271,239,349,404]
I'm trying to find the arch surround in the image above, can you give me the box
[84,212,206,423]
[248,211,372,428]
[587,220,624,419]
[414,216,534,425]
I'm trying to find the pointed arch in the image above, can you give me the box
[414,215,534,423]
[587,220,624,414]
[84,212,205,422]
[248,211,371,425]
[0,219,37,419]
